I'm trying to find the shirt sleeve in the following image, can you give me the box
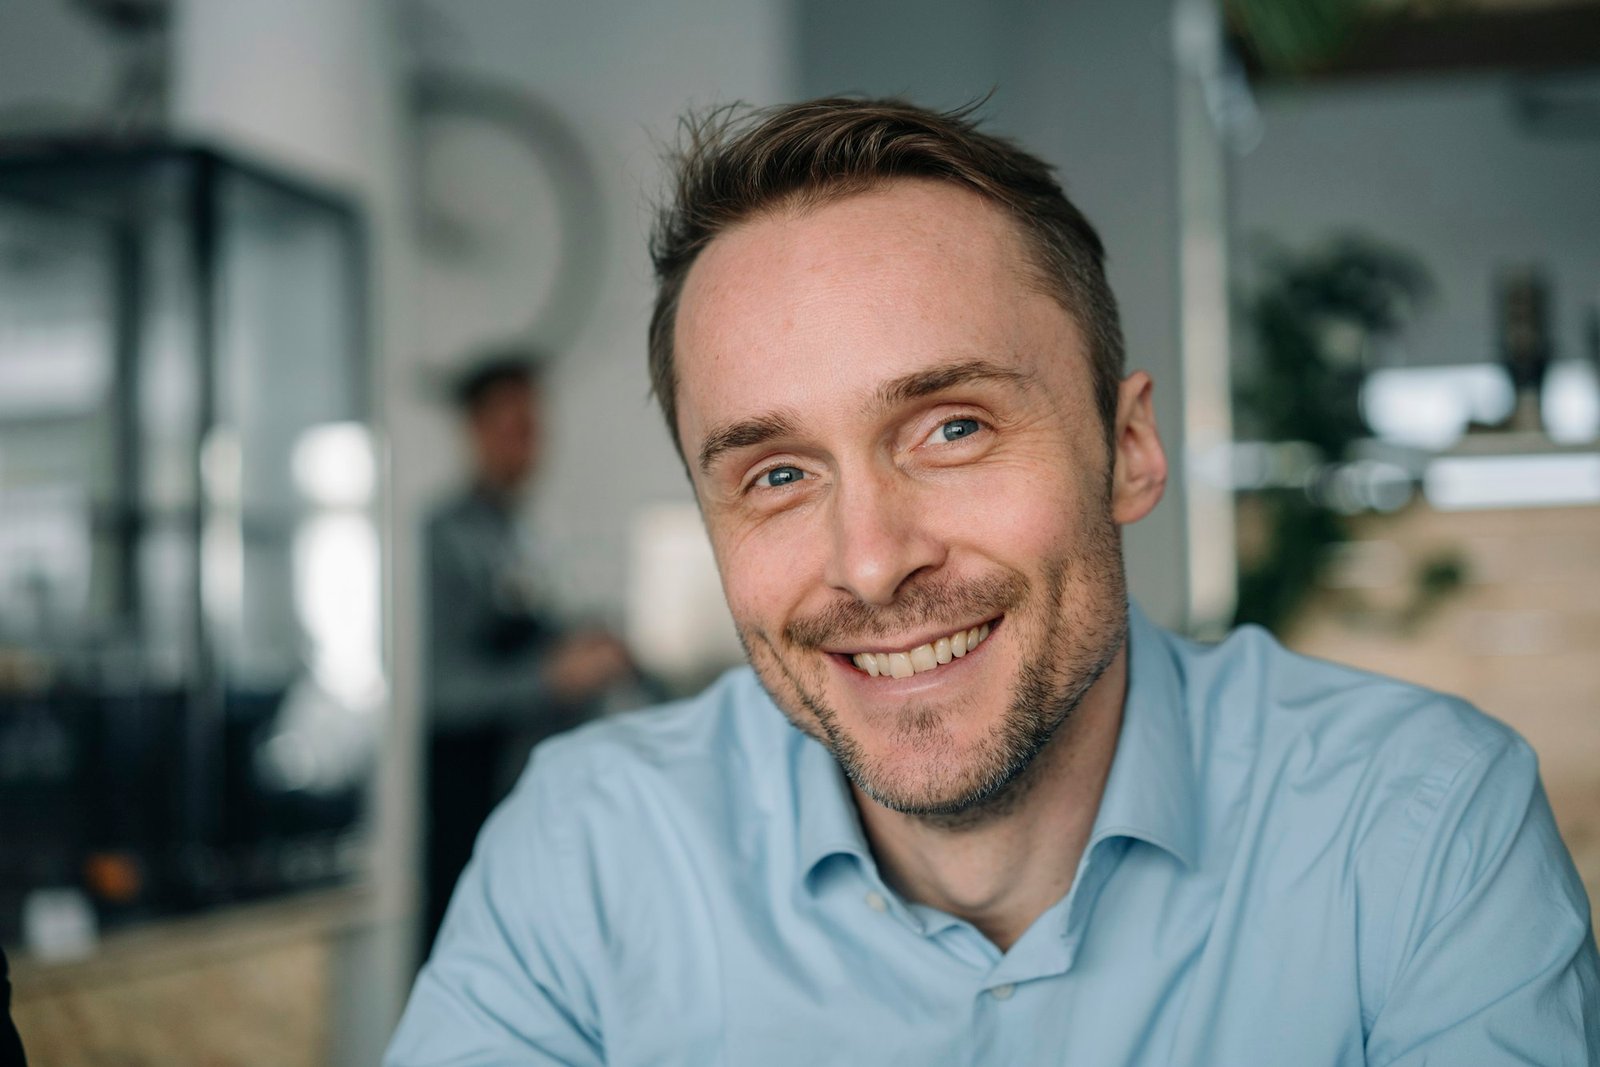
[1365,730,1600,1066]
[384,751,604,1066]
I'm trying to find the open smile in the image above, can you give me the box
[839,618,999,679]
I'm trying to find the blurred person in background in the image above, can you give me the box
[390,101,1598,1064]
[422,350,636,956]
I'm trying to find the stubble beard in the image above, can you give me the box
[741,517,1128,827]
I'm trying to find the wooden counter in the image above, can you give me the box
[9,886,373,1067]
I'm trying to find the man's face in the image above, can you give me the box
[469,378,541,491]
[674,180,1163,817]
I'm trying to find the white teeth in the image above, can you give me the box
[849,622,995,676]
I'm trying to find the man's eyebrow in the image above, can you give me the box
[694,361,1033,475]
[696,410,801,475]
[871,359,1036,412]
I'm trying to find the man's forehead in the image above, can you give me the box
[673,180,1082,422]
[681,185,1041,359]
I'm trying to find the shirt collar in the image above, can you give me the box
[794,728,873,886]
[792,600,1199,886]
[1088,601,1199,869]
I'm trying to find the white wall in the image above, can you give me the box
[1237,72,1600,371]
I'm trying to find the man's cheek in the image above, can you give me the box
[723,551,798,625]
[722,577,771,639]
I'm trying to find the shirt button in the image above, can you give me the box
[864,891,888,913]
[990,984,1016,1001]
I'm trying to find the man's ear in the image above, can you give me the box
[1110,371,1167,526]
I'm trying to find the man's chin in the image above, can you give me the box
[829,730,1024,818]
[854,777,992,818]
[750,654,1040,818]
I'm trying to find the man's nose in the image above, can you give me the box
[823,470,947,607]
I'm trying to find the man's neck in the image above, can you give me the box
[851,645,1128,952]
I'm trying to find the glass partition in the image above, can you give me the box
[0,145,378,947]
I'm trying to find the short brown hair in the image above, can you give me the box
[648,96,1124,460]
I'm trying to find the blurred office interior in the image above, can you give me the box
[0,0,1597,1063]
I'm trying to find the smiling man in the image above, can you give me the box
[387,99,1599,1066]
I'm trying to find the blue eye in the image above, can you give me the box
[940,418,981,442]
[761,466,804,488]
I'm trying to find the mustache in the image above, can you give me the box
[783,572,1027,649]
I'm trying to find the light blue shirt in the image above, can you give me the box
[387,606,1600,1065]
